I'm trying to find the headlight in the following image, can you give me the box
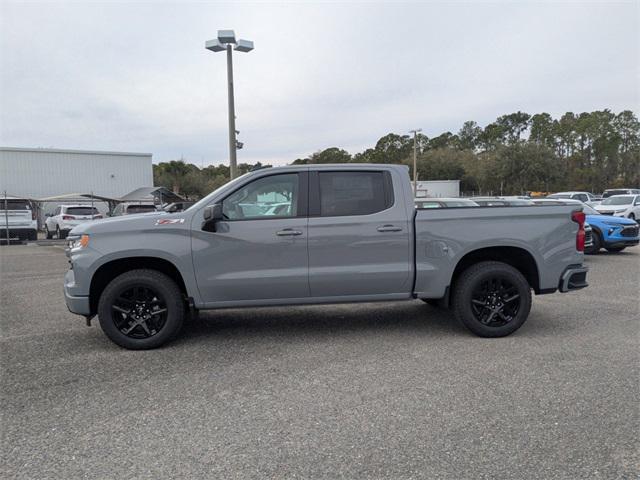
[67,234,90,250]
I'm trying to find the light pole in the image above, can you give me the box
[206,30,254,179]
[409,128,422,194]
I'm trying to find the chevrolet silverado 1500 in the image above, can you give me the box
[64,164,588,349]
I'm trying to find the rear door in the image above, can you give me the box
[307,169,411,297]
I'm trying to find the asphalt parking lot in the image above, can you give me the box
[1,245,638,479]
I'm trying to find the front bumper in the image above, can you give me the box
[559,265,589,292]
[64,268,91,315]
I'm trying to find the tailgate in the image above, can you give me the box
[1,210,33,227]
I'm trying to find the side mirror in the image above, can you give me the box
[202,203,223,231]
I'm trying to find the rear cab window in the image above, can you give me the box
[1,200,31,210]
[315,171,393,217]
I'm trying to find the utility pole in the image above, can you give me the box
[226,43,237,179]
[206,30,254,180]
[409,129,422,195]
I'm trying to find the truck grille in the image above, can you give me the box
[620,225,639,237]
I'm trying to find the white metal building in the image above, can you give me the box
[0,147,153,199]
[414,180,460,198]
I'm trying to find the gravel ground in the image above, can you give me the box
[1,245,638,479]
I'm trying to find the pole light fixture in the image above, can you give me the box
[205,29,254,179]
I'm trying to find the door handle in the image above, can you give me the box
[377,224,402,232]
[276,229,303,236]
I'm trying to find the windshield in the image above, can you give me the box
[601,196,633,206]
[547,194,571,199]
[186,171,254,212]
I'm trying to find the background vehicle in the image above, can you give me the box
[594,194,640,221]
[547,191,600,206]
[45,205,102,239]
[533,199,639,253]
[163,201,195,213]
[471,197,535,206]
[602,188,640,198]
[414,198,478,208]
[0,197,37,241]
[110,202,159,216]
[64,164,588,349]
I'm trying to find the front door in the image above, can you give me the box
[307,169,412,298]
[192,172,310,305]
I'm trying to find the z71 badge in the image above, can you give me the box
[155,218,185,225]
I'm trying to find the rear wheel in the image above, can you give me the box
[605,246,625,253]
[452,261,532,338]
[97,269,184,349]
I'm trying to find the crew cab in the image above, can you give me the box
[64,164,589,349]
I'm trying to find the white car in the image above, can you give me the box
[594,194,640,221]
[0,197,38,242]
[547,191,600,207]
[45,204,102,239]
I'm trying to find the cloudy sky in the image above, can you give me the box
[1,1,638,166]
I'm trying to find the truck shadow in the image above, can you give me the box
[178,301,471,344]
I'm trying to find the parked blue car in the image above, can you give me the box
[583,203,640,253]
[533,199,639,253]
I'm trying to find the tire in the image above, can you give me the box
[586,231,602,254]
[452,261,532,338]
[605,246,625,253]
[97,269,184,349]
[45,226,53,239]
[28,230,37,241]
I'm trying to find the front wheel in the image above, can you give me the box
[452,261,532,338]
[585,231,602,254]
[45,226,53,239]
[97,269,184,349]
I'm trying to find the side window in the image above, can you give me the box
[575,194,588,202]
[222,173,299,220]
[318,171,392,217]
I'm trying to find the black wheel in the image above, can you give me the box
[452,261,532,338]
[605,246,625,253]
[585,231,602,254]
[45,226,53,239]
[28,230,37,241]
[98,269,184,349]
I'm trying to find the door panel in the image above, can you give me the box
[192,172,310,304]
[307,170,411,297]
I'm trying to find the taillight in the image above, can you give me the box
[31,210,36,220]
[62,215,76,220]
[572,211,585,252]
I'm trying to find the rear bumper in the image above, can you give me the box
[559,265,589,292]
[0,228,37,240]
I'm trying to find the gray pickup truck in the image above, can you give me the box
[64,164,588,349]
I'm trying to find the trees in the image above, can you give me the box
[152,110,637,200]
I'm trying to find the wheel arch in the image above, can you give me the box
[451,246,541,295]
[89,257,188,314]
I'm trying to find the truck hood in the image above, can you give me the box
[69,211,178,235]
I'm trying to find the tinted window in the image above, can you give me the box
[1,200,31,210]
[319,171,391,216]
[126,205,157,214]
[574,194,588,202]
[66,207,99,216]
[223,173,298,220]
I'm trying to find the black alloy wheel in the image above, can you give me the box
[470,277,521,327]
[98,269,184,349]
[111,285,168,339]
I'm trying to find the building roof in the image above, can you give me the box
[0,146,152,157]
